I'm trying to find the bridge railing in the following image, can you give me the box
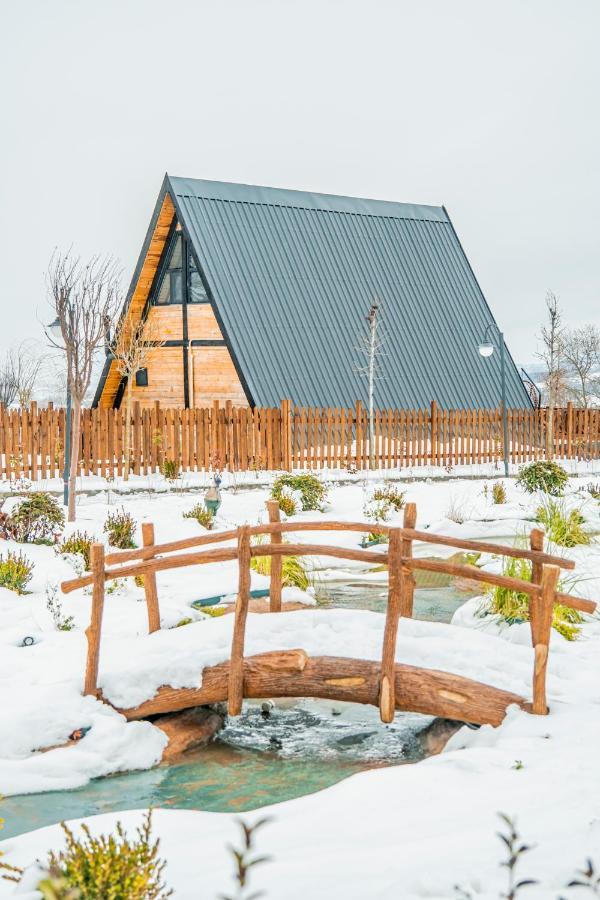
[61,502,596,722]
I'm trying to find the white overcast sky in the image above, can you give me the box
[1,0,599,365]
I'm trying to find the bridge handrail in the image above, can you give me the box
[67,500,597,722]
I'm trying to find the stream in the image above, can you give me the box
[3,578,478,838]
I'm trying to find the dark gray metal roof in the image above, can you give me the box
[167,175,529,409]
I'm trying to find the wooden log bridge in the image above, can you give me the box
[61,503,596,727]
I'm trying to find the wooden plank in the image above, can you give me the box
[379,527,403,723]
[266,500,283,612]
[530,564,560,715]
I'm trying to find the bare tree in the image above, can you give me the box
[0,353,17,407]
[46,251,121,520]
[9,342,44,408]
[562,324,600,408]
[356,300,384,470]
[109,314,163,480]
[536,291,566,458]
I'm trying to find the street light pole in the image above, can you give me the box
[479,323,510,478]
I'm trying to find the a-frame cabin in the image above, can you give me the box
[93,175,529,411]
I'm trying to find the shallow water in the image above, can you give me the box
[4,581,477,838]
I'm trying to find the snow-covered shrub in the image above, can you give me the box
[46,584,74,631]
[271,473,328,511]
[183,503,214,530]
[3,810,171,899]
[1,492,64,544]
[275,484,301,516]
[535,498,591,548]
[484,555,583,640]
[0,550,33,594]
[58,530,93,570]
[103,507,137,549]
[492,481,507,504]
[363,498,391,523]
[585,482,600,500]
[372,484,405,511]
[516,460,568,496]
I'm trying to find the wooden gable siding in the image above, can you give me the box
[191,347,248,406]
[98,192,176,409]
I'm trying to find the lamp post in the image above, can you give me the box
[478,324,510,478]
[47,317,71,508]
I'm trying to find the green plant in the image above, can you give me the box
[276,491,297,516]
[58,531,93,570]
[271,473,327,511]
[535,498,591,548]
[46,585,74,631]
[361,531,389,547]
[372,485,405,511]
[363,498,391,523]
[201,605,226,618]
[0,550,33,594]
[492,481,507,504]
[134,574,145,588]
[516,460,569,496]
[175,617,193,627]
[13,810,172,899]
[251,534,310,590]
[2,492,64,543]
[161,458,178,480]
[222,817,271,900]
[485,555,583,640]
[183,503,214,530]
[104,507,137,549]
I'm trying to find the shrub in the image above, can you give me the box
[31,810,172,899]
[2,492,64,543]
[363,498,391,523]
[251,535,310,590]
[535,499,591,548]
[46,585,74,631]
[161,458,179,480]
[516,460,568,496]
[58,531,93,570]
[271,473,327,511]
[372,485,405,511]
[275,485,300,516]
[586,482,600,500]
[492,481,507,504]
[104,508,137,549]
[0,550,33,594]
[183,503,214,530]
[486,555,583,640]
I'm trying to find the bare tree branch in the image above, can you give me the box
[562,324,600,408]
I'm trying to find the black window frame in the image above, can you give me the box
[151,226,210,307]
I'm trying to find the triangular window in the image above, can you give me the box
[153,230,209,304]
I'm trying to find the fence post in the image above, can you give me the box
[400,502,417,617]
[379,527,402,723]
[142,522,161,633]
[355,400,363,470]
[280,399,293,471]
[528,527,544,645]
[530,563,559,715]
[566,401,573,459]
[430,400,438,466]
[84,543,106,696]
[228,525,251,715]
[266,500,283,612]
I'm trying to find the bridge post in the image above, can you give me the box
[530,563,559,714]
[400,503,417,617]
[228,525,252,715]
[266,500,283,612]
[84,542,105,696]
[528,527,544,646]
[142,522,161,633]
[379,527,403,723]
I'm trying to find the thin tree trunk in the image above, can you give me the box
[368,310,376,470]
[68,398,82,522]
[124,379,132,481]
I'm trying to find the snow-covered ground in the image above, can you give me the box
[1,472,600,897]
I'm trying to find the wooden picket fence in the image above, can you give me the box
[1,400,600,481]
